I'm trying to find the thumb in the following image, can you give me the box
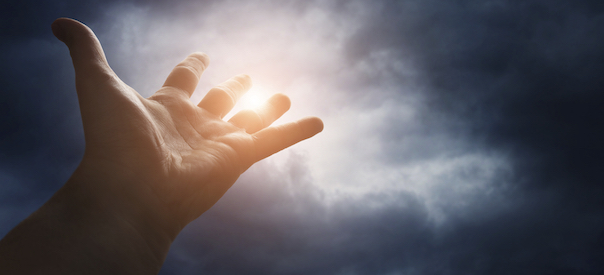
[52,19,127,111]
[52,18,126,136]
[52,18,115,79]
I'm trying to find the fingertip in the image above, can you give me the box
[268,93,291,112]
[239,74,251,81]
[189,52,210,70]
[50,18,95,47]
[301,116,324,135]
[236,74,252,90]
[51,18,69,42]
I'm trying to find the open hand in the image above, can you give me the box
[52,18,323,241]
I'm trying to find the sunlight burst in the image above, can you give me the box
[237,85,270,111]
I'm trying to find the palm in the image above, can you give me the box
[145,86,256,222]
[55,18,322,228]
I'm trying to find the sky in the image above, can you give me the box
[1,0,604,274]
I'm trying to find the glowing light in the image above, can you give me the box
[237,85,269,111]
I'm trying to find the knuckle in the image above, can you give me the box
[174,64,200,79]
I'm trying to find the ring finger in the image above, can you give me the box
[228,93,291,133]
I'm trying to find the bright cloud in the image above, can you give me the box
[94,1,513,227]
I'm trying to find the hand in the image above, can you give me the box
[0,18,322,274]
[54,17,322,232]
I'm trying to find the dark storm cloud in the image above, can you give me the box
[0,12,81,236]
[0,0,222,39]
[338,0,604,273]
[348,0,604,186]
[3,0,604,274]
[160,156,434,275]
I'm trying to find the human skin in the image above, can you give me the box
[0,18,323,274]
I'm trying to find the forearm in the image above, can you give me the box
[0,163,173,275]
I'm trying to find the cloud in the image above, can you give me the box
[2,0,604,274]
[0,29,83,202]
[160,154,431,274]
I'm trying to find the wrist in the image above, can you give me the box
[1,157,179,274]
[64,157,178,269]
[0,169,171,275]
